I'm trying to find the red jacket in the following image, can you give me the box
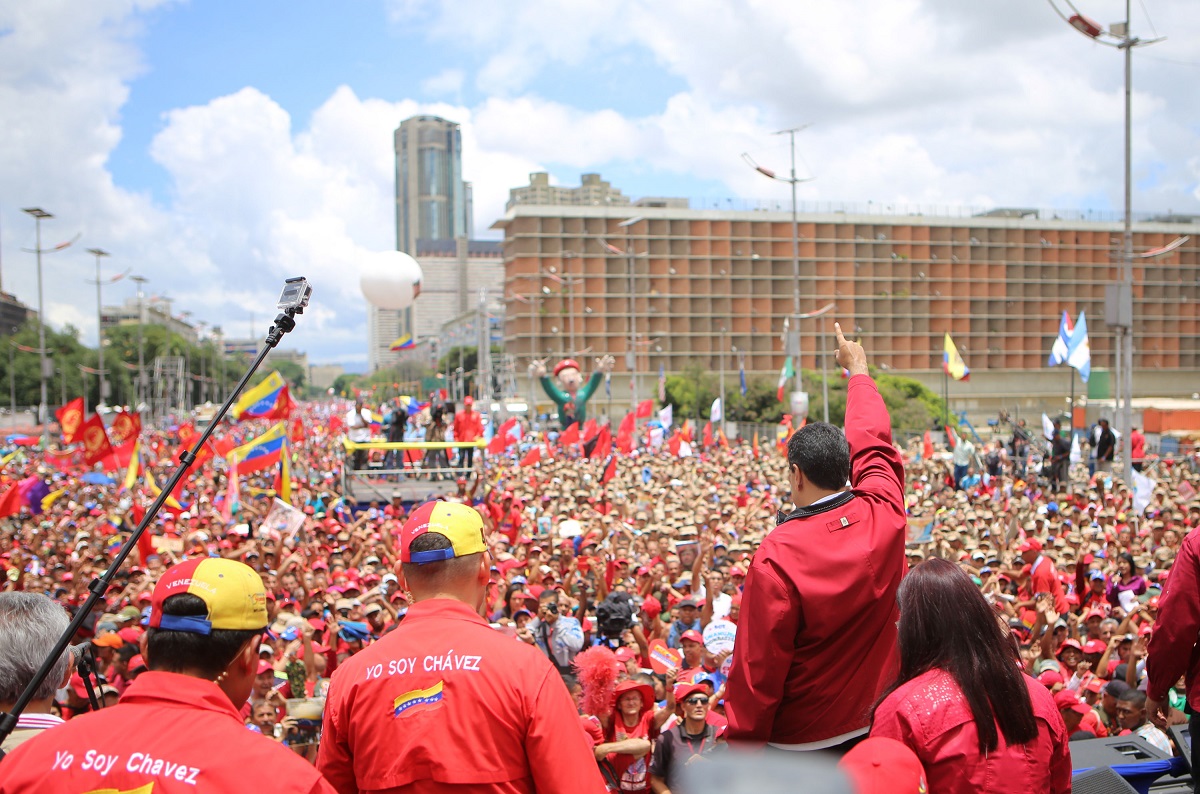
[0,672,335,794]
[1147,526,1200,710]
[454,409,484,442]
[317,598,606,794]
[871,669,1072,794]
[725,374,907,746]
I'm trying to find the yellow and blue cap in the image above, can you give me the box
[148,558,268,634]
[401,501,487,564]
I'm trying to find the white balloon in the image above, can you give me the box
[360,251,424,310]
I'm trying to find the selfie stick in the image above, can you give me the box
[0,277,312,751]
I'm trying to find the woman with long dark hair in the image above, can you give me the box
[871,558,1071,793]
[1107,551,1147,611]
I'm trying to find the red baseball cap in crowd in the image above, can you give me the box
[838,737,927,794]
[614,646,637,663]
[148,558,269,634]
[1018,538,1043,553]
[400,501,487,564]
[1037,669,1064,688]
[640,597,662,617]
[1056,639,1082,658]
[673,682,710,703]
[680,630,704,645]
[1053,690,1090,716]
[1084,678,1106,694]
[128,654,148,674]
[1082,640,1107,655]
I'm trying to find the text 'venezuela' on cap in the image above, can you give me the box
[149,558,268,635]
[401,501,487,565]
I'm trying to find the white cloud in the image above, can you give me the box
[420,68,465,97]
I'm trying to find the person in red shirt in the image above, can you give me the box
[1013,538,1069,619]
[592,680,657,794]
[870,559,1071,794]
[317,500,605,794]
[0,558,335,794]
[726,324,907,751]
[1146,520,1200,773]
[453,396,484,471]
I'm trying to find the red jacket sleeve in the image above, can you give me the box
[844,375,904,509]
[724,560,800,745]
[527,669,609,793]
[868,693,919,748]
[315,677,358,794]
[1147,529,1200,703]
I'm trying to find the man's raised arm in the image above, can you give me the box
[834,323,904,505]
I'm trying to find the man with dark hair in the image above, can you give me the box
[0,559,335,793]
[1095,418,1116,474]
[1048,418,1071,492]
[318,500,605,794]
[726,323,906,753]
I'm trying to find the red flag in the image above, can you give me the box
[213,436,237,458]
[106,441,137,472]
[177,422,197,446]
[944,426,957,450]
[329,414,344,435]
[108,410,141,448]
[290,417,305,443]
[520,446,542,467]
[487,433,507,455]
[136,529,156,564]
[680,420,693,444]
[923,430,934,459]
[601,455,617,484]
[667,432,681,457]
[581,419,599,444]
[617,412,635,439]
[0,481,24,518]
[635,399,653,418]
[718,430,730,449]
[615,432,634,454]
[498,417,518,438]
[702,421,713,448]
[589,425,612,460]
[558,423,581,447]
[753,430,760,458]
[55,397,85,443]
[79,414,115,467]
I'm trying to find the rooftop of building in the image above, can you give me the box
[414,238,504,257]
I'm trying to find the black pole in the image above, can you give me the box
[943,368,949,426]
[0,281,307,748]
[1069,369,1075,439]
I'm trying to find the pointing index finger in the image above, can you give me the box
[834,322,846,344]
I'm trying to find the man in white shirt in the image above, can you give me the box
[952,434,975,490]
[345,398,371,470]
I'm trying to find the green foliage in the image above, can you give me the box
[874,372,947,432]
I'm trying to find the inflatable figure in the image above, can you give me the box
[531,356,615,429]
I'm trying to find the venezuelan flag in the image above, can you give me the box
[232,371,291,421]
[393,682,444,718]
[943,333,970,381]
[273,442,292,502]
[227,422,288,474]
[122,439,142,492]
[389,334,415,351]
[145,467,186,512]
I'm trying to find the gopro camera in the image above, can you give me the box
[277,277,312,313]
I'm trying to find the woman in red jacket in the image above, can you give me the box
[871,559,1072,794]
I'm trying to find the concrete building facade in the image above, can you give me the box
[507,172,631,211]
[101,296,198,345]
[494,201,1200,421]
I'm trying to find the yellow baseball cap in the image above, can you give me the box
[400,501,487,564]
[149,558,268,634]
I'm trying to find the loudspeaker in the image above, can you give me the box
[1070,735,1170,771]
[1072,766,1139,794]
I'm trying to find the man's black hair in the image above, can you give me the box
[145,594,262,679]
[115,644,139,663]
[786,422,850,492]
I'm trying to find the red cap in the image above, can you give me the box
[680,629,704,645]
[1056,639,1083,657]
[1018,538,1043,553]
[838,737,927,794]
[673,682,710,703]
[257,661,275,676]
[1083,639,1108,654]
[1054,690,1090,715]
[1037,669,1063,688]
[1083,608,1106,621]
[128,654,148,673]
[640,597,662,617]
[553,359,580,377]
[614,647,637,663]
[1085,677,1106,694]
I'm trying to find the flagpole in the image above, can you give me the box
[943,367,949,426]
[1069,368,1075,438]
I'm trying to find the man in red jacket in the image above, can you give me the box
[317,500,605,794]
[453,396,484,471]
[1146,523,1200,773]
[726,323,906,752]
[0,558,336,793]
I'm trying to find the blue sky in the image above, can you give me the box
[2,0,1198,370]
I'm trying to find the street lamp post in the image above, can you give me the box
[85,247,111,409]
[743,129,815,415]
[22,208,54,446]
[1051,0,1161,486]
[131,275,147,412]
[719,326,727,434]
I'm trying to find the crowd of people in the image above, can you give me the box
[1,327,1200,792]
